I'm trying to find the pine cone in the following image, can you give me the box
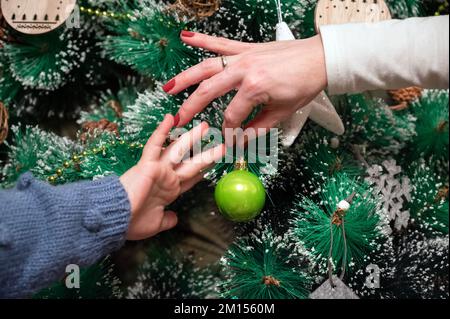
[80,119,119,143]
[0,102,8,144]
[389,87,423,111]
[170,0,220,19]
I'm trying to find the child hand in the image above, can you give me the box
[120,114,225,240]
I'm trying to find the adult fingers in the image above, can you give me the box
[142,114,174,161]
[243,109,284,133]
[176,68,242,127]
[175,144,226,182]
[180,31,254,55]
[158,211,178,233]
[222,87,266,132]
[164,57,227,95]
[162,122,210,165]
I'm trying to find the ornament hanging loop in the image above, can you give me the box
[274,0,283,24]
[327,192,356,287]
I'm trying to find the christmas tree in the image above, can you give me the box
[0,0,448,299]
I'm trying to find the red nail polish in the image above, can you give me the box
[174,113,181,127]
[181,30,195,38]
[162,79,175,93]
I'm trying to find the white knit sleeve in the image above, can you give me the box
[320,15,449,95]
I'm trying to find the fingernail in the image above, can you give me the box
[181,30,195,37]
[174,113,181,127]
[162,79,175,93]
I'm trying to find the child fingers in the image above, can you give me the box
[180,172,205,194]
[158,211,178,233]
[142,114,174,161]
[161,121,209,165]
[175,144,226,182]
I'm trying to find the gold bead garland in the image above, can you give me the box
[79,5,132,20]
[80,1,221,21]
[47,138,144,184]
[435,1,449,16]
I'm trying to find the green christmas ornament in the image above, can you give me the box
[214,159,266,222]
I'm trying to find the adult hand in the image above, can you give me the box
[120,114,225,240]
[163,31,328,133]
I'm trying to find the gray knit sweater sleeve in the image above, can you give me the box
[0,173,131,298]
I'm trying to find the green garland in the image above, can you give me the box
[219,228,312,299]
[408,160,449,236]
[410,90,449,162]
[127,247,218,299]
[345,94,416,153]
[298,131,364,183]
[385,0,423,18]
[292,173,385,273]
[1,125,80,186]
[216,0,313,42]
[33,258,122,299]
[103,4,200,81]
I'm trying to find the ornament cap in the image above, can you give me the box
[234,158,248,171]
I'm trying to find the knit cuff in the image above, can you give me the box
[78,175,131,264]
